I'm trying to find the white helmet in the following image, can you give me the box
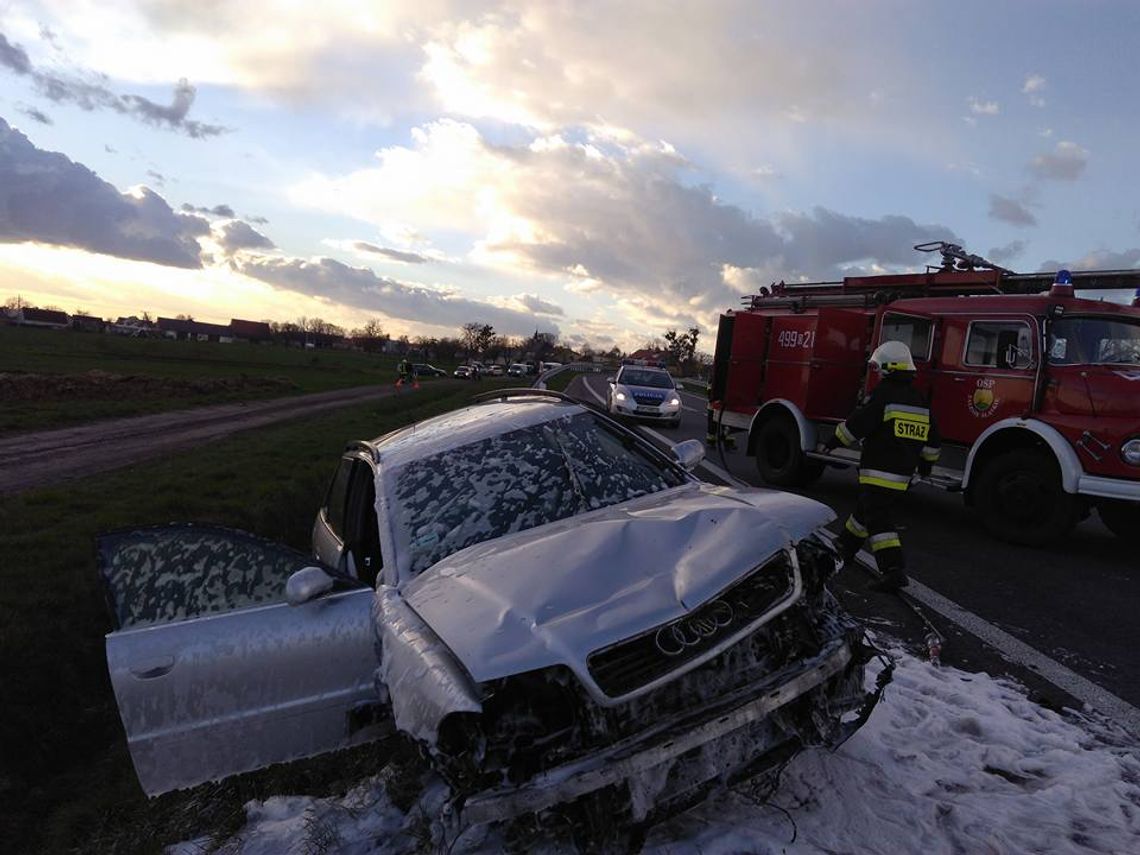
[869,340,916,374]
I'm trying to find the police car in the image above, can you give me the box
[606,364,683,427]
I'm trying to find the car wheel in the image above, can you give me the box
[973,449,1077,546]
[1098,500,1140,539]
[754,414,822,486]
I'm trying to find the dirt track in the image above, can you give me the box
[0,384,407,495]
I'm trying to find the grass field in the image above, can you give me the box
[0,381,507,854]
[0,325,432,434]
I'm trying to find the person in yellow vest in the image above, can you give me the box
[823,341,940,591]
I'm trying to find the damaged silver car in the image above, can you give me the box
[99,389,878,835]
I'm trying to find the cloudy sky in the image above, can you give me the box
[2,1,1139,350]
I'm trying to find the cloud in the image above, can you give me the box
[246,214,268,225]
[215,220,275,255]
[0,32,32,74]
[17,104,52,124]
[968,97,1000,116]
[352,241,429,264]
[1030,141,1088,181]
[512,293,564,316]
[0,31,226,138]
[146,169,166,186]
[1040,249,1140,272]
[294,121,960,331]
[1022,73,1046,107]
[987,240,1027,265]
[182,202,236,218]
[0,118,207,267]
[235,254,559,337]
[988,194,1037,227]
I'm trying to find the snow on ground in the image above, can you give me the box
[171,643,1140,854]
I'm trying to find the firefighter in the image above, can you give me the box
[821,340,940,591]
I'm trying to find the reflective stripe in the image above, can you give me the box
[884,362,914,372]
[835,422,857,447]
[921,446,941,462]
[859,468,911,491]
[845,515,869,538]
[882,405,930,422]
[869,532,902,552]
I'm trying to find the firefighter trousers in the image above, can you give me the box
[836,483,906,577]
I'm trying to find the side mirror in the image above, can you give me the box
[286,566,335,606]
[671,438,706,472]
[606,377,616,384]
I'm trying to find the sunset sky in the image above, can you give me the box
[2,1,1139,350]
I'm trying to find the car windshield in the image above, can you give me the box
[390,411,685,577]
[620,369,673,388]
[1049,316,1140,365]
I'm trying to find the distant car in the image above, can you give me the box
[607,364,683,428]
[454,365,480,379]
[487,364,505,376]
[100,390,874,838]
[541,361,563,372]
[412,363,446,377]
[507,363,528,377]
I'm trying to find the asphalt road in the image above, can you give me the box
[569,372,1139,720]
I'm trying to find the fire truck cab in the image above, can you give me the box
[709,244,1140,545]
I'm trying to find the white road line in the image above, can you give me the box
[598,371,1140,736]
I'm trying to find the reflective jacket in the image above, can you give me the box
[831,373,941,491]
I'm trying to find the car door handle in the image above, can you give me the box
[130,655,175,679]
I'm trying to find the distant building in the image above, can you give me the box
[229,319,273,343]
[14,307,70,329]
[71,314,106,333]
[157,317,234,343]
[110,316,156,337]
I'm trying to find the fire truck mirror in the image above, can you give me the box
[997,329,1025,370]
[671,439,706,472]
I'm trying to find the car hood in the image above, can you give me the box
[401,484,832,689]
[618,382,675,399]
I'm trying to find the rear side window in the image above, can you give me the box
[881,314,932,361]
[965,321,1033,368]
[323,458,354,538]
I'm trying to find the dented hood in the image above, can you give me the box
[402,484,832,687]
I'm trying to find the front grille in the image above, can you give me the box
[632,392,665,405]
[587,552,797,698]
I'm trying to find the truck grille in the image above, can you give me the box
[587,552,797,698]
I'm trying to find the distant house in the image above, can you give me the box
[14,308,70,329]
[157,317,234,343]
[626,348,669,366]
[229,319,273,343]
[71,314,106,333]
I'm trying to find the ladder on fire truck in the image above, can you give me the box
[740,242,1140,311]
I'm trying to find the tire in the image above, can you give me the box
[1098,500,1140,539]
[754,415,822,487]
[973,449,1077,546]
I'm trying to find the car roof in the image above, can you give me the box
[619,365,671,377]
[367,399,590,469]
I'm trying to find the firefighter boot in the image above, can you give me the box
[868,547,909,592]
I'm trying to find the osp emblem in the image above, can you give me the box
[968,379,1000,418]
[654,600,735,656]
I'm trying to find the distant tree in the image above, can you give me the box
[475,324,496,355]
[435,336,462,363]
[396,335,410,355]
[140,311,153,323]
[42,304,64,312]
[4,295,26,312]
[663,327,700,368]
[176,313,195,321]
[351,318,388,352]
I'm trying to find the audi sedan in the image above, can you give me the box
[100,390,875,838]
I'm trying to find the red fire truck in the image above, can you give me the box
[708,242,1140,545]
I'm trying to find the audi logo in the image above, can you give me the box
[654,600,735,656]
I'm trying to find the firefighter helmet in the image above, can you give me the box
[869,340,916,374]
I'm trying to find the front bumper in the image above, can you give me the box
[612,401,681,421]
[459,637,857,825]
[1077,474,1140,502]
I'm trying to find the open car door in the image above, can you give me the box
[99,524,383,796]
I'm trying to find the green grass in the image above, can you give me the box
[0,381,507,854]
[0,325,445,434]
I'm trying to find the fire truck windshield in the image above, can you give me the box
[1048,316,1140,365]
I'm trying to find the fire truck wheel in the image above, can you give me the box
[973,449,1077,546]
[1098,500,1140,540]
[755,415,823,487]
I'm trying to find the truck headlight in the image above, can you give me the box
[1122,438,1140,466]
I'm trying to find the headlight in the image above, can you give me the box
[1122,438,1140,466]
[614,391,627,401]
[667,396,681,406]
